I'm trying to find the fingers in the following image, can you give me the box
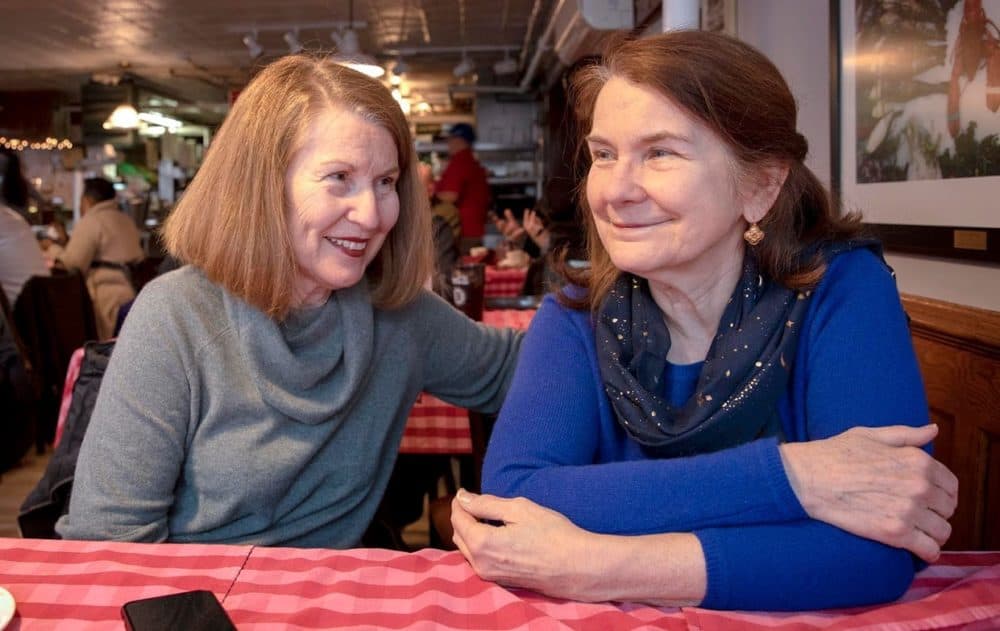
[861,424,938,447]
[456,488,511,522]
[523,210,542,232]
[450,496,490,567]
[901,526,943,563]
[913,508,952,550]
[922,466,959,519]
[929,459,960,498]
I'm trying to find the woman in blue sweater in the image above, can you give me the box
[451,31,958,611]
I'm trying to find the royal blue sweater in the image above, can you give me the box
[482,249,928,611]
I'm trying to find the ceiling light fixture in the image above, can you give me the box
[242,32,263,59]
[105,104,140,129]
[138,112,184,130]
[453,53,474,78]
[493,51,517,76]
[283,30,304,54]
[329,0,384,78]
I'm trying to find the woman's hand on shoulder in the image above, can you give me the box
[780,424,958,562]
[450,489,603,601]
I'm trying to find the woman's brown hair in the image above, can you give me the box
[561,30,864,310]
[162,55,431,319]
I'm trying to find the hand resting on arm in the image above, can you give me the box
[781,423,957,562]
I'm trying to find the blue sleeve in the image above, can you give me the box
[792,249,930,440]
[696,249,924,609]
[482,295,807,535]
[697,521,913,610]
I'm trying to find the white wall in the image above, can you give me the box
[738,0,832,186]
[738,0,999,312]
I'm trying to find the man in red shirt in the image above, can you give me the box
[434,123,491,251]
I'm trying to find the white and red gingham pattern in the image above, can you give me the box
[482,309,535,332]
[3,539,998,630]
[53,347,86,448]
[484,266,528,298]
[399,309,536,455]
[400,393,472,455]
[0,538,251,631]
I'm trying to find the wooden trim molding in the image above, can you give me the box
[901,294,1000,550]
[901,293,1000,358]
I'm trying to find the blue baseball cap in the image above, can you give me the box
[447,123,477,144]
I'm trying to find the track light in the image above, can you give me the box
[283,30,304,54]
[329,28,384,77]
[453,54,474,78]
[242,33,263,59]
[493,52,517,76]
[327,0,383,78]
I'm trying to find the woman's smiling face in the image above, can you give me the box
[585,76,752,284]
[285,105,401,308]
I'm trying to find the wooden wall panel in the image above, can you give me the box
[902,294,1000,551]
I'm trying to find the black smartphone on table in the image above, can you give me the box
[121,589,237,631]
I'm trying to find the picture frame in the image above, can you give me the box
[701,0,738,36]
[831,0,1000,263]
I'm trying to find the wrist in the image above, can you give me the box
[779,442,818,517]
[583,533,705,606]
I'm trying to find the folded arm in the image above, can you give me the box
[465,253,956,608]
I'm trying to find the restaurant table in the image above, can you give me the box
[399,308,536,456]
[484,266,529,299]
[2,537,998,630]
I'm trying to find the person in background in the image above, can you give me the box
[38,220,68,269]
[494,208,551,256]
[0,148,31,216]
[434,123,491,252]
[58,178,144,339]
[56,55,521,548]
[452,31,958,611]
[418,162,459,296]
[0,150,49,307]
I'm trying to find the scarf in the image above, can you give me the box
[596,240,880,457]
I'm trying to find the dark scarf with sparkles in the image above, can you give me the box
[596,240,881,458]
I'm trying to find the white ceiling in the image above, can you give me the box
[0,0,545,116]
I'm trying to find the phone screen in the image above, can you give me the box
[121,590,236,631]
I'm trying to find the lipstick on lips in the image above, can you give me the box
[325,236,368,258]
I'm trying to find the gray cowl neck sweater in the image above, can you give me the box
[58,266,521,547]
[228,280,374,425]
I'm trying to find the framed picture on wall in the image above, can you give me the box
[832,0,1000,263]
[701,0,737,36]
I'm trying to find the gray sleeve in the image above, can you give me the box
[411,291,523,414]
[56,279,195,542]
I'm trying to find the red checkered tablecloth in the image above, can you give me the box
[400,309,536,455]
[484,266,528,298]
[0,537,251,630]
[4,538,997,630]
[400,393,471,455]
[482,308,536,331]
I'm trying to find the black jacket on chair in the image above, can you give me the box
[13,272,98,449]
[18,339,114,538]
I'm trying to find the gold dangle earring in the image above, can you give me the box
[743,222,764,246]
